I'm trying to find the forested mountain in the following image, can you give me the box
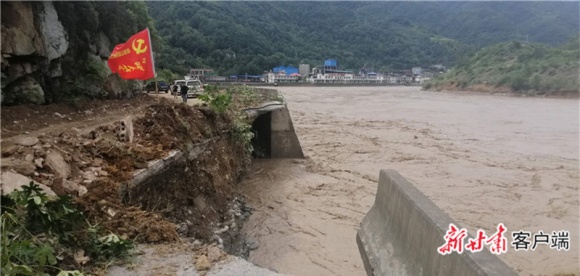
[146,1,579,75]
[423,38,580,94]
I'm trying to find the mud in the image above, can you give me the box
[241,86,579,275]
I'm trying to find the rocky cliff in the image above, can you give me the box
[1,1,154,105]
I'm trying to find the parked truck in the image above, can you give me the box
[145,81,170,93]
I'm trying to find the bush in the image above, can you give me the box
[1,183,133,275]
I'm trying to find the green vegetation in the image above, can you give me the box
[198,87,233,113]
[146,1,578,75]
[232,119,255,154]
[1,183,133,275]
[424,40,580,94]
[198,85,265,153]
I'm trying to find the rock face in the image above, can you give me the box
[0,2,44,57]
[1,1,142,105]
[38,1,68,61]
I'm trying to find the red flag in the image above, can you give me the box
[107,28,155,80]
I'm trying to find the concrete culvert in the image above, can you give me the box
[246,103,304,159]
[251,112,272,158]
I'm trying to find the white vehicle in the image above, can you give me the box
[172,79,204,98]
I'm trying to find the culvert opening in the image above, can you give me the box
[251,112,271,158]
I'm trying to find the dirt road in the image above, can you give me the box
[241,86,579,275]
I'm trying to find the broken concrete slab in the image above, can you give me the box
[118,116,134,143]
[1,171,56,196]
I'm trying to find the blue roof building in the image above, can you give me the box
[273,65,299,76]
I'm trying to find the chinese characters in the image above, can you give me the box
[439,223,570,255]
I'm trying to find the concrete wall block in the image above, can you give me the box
[118,116,134,143]
[269,106,304,159]
[357,170,517,276]
[270,108,292,131]
[270,131,304,159]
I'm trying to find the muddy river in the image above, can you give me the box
[241,86,579,275]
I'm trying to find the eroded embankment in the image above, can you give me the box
[1,98,252,248]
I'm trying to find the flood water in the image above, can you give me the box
[241,86,579,275]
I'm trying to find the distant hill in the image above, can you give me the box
[423,39,580,94]
[146,1,579,75]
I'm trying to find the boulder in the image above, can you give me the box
[14,136,39,146]
[14,161,36,176]
[1,171,56,197]
[45,151,71,179]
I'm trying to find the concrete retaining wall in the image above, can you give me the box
[357,170,517,276]
[270,107,304,158]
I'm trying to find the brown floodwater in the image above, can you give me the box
[241,86,579,276]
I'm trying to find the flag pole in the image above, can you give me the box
[147,28,159,101]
